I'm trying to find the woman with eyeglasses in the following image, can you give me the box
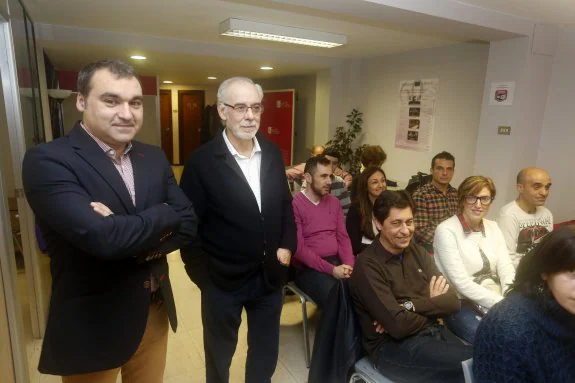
[433,176,516,343]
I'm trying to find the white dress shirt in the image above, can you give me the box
[222,129,262,212]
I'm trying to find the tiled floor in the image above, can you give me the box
[29,251,319,382]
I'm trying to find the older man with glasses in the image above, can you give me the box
[179,77,296,383]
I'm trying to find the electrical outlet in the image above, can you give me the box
[497,126,511,135]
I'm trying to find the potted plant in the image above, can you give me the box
[325,108,366,175]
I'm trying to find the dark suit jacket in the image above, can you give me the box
[180,130,296,291]
[22,123,196,375]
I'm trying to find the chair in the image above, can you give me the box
[462,358,475,383]
[283,281,316,368]
[349,357,395,383]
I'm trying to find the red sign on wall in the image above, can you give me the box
[260,90,295,166]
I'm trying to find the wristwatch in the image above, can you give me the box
[402,300,415,312]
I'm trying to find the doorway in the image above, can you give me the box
[178,90,204,164]
[159,89,173,164]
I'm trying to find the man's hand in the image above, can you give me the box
[332,264,353,279]
[373,320,385,334]
[91,202,114,217]
[277,248,291,266]
[429,275,449,298]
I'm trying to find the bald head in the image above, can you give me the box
[311,144,325,157]
[516,167,552,212]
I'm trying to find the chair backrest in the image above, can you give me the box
[461,358,475,383]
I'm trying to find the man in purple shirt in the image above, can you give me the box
[292,156,355,309]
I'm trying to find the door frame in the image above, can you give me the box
[177,89,204,165]
[159,89,174,164]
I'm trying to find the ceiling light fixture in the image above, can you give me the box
[219,18,346,49]
[260,66,274,71]
[207,77,217,80]
[162,80,173,84]
[130,55,147,60]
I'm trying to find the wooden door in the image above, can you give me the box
[159,90,173,164]
[178,90,204,164]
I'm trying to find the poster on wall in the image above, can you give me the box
[395,78,438,152]
[489,81,515,106]
[260,89,295,165]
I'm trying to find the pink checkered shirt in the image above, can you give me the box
[81,123,136,206]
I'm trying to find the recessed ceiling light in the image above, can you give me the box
[162,80,173,84]
[130,55,147,60]
[260,66,274,71]
[207,77,217,80]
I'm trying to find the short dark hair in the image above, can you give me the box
[508,226,575,308]
[77,59,139,96]
[304,156,331,176]
[322,147,340,160]
[361,145,387,168]
[373,190,414,224]
[431,151,455,168]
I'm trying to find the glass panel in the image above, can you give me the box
[10,0,45,148]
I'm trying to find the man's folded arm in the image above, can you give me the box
[23,147,182,260]
[359,259,429,339]
[141,156,198,259]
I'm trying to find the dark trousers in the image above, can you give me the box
[294,256,340,310]
[375,324,473,383]
[201,272,283,383]
[444,304,481,344]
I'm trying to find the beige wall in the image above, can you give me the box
[159,84,218,164]
[360,43,489,186]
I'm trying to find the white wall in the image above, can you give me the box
[256,74,316,164]
[360,43,489,185]
[474,36,555,219]
[537,27,575,223]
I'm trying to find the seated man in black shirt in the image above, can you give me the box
[349,190,472,383]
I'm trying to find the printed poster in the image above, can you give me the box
[395,79,439,152]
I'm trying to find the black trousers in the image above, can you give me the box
[375,324,473,383]
[293,255,341,310]
[201,271,283,383]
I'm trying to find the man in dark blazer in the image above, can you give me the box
[180,76,297,383]
[22,59,196,383]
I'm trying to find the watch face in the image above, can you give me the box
[403,301,413,311]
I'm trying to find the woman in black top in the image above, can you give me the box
[346,166,387,255]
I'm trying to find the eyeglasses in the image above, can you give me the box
[465,195,494,205]
[223,103,264,115]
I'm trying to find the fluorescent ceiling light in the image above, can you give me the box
[207,76,217,80]
[219,18,346,49]
[162,80,173,84]
[130,55,147,60]
[260,66,274,71]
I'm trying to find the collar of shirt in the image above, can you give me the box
[458,214,486,237]
[300,190,321,206]
[80,122,133,158]
[373,238,405,263]
[429,182,456,195]
[222,129,261,159]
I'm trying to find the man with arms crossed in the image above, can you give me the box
[180,77,297,383]
[349,190,472,383]
[498,167,553,267]
[22,59,196,382]
[412,151,458,252]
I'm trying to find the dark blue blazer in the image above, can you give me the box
[22,123,196,375]
[180,130,296,291]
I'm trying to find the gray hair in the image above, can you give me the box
[217,77,264,105]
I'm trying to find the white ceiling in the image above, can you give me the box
[20,0,572,86]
